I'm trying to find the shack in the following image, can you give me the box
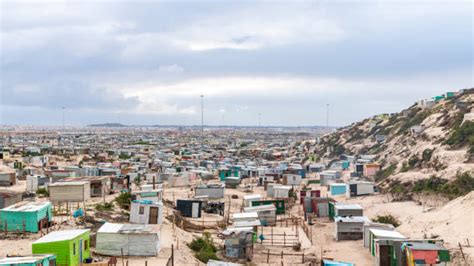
[369,229,407,258]
[232,212,261,229]
[48,181,91,203]
[176,199,202,218]
[363,222,394,248]
[60,176,111,198]
[130,200,163,224]
[334,204,363,217]
[250,199,285,215]
[0,254,56,266]
[0,165,16,186]
[335,216,370,241]
[399,241,450,266]
[243,194,262,207]
[348,181,375,197]
[329,183,347,196]
[243,204,276,226]
[131,189,163,203]
[222,227,254,260]
[195,184,225,199]
[26,175,49,192]
[0,190,22,209]
[282,174,302,186]
[0,201,52,233]
[225,177,240,189]
[32,229,91,266]
[96,222,160,256]
[363,163,381,178]
[273,185,291,199]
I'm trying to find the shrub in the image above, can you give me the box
[372,214,401,227]
[95,202,114,211]
[36,187,49,197]
[444,121,474,148]
[375,164,397,182]
[114,191,131,210]
[422,149,433,162]
[412,172,474,199]
[188,232,218,263]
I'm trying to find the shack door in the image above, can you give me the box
[192,202,200,217]
[149,207,158,224]
[350,184,357,197]
[379,245,391,266]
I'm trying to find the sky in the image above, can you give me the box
[0,0,472,127]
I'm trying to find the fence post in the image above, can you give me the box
[271,226,273,245]
[284,232,286,246]
[171,244,174,266]
[281,250,283,259]
[302,253,304,263]
[267,249,270,263]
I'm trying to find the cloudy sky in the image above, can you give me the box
[0,0,472,127]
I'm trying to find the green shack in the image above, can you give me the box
[219,168,240,181]
[0,254,56,266]
[0,201,52,233]
[32,229,91,266]
[250,199,285,214]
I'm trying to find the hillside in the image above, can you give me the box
[313,88,474,199]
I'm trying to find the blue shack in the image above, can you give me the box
[329,183,347,196]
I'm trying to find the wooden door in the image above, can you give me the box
[149,207,158,224]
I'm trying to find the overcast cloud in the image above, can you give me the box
[0,0,472,126]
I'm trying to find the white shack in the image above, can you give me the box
[243,194,262,207]
[96,222,160,256]
[130,200,163,225]
[195,184,225,199]
[243,204,276,226]
[48,181,90,203]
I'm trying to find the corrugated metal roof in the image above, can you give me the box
[369,228,406,239]
[33,229,89,243]
[1,201,50,212]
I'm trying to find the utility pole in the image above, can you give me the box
[258,113,261,128]
[200,95,204,149]
[326,104,330,128]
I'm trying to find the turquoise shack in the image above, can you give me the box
[0,201,52,233]
[218,167,240,181]
[330,183,347,196]
[0,254,56,266]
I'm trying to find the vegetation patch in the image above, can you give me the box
[375,163,397,182]
[444,121,474,149]
[114,191,131,210]
[372,214,401,227]
[36,187,49,197]
[412,172,474,199]
[188,232,218,263]
[95,202,114,211]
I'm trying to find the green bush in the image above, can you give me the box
[412,172,474,199]
[188,232,218,263]
[444,121,474,148]
[372,214,401,227]
[36,187,49,197]
[375,164,397,181]
[422,149,433,162]
[114,191,131,210]
[95,202,114,211]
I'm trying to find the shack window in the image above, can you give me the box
[49,259,56,266]
[139,206,145,214]
[73,243,76,255]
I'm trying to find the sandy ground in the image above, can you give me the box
[1,174,473,265]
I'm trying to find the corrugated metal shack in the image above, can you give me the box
[176,199,202,218]
[0,201,52,233]
[195,184,225,199]
[48,181,91,203]
[130,200,163,224]
[222,227,254,260]
[334,216,370,241]
[96,222,160,256]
